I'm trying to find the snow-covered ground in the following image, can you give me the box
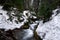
[0,5,60,40]
[36,8,60,40]
[0,6,33,40]
[0,6,30,31]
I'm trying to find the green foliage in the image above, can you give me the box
[14,0,24,11]
[0,0,24,11]
[38,0,60,20]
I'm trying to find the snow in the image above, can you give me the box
[0,5,60,40]
[36,8,60,40]
[0,6,34,40]
[0,6,31,31]
[0,9,24,31]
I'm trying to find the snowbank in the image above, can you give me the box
[1,5,60,40]
[0,6,31,31]
[36,8,60,40]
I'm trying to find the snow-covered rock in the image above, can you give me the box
[1,5,60,40]
[0,6,31,31]
[36,8,60,40]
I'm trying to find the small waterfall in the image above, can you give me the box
[0,6,34,40]
[14,29,33,40]
[30,0,34,6]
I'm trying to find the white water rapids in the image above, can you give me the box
[0,5,60,40]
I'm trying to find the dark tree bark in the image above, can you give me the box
[33,0,40,13]
[24,0,30,10]
[24,0,40,13]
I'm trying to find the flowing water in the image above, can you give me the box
[0,4,60,40]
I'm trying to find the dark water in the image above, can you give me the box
[14,29,33,40]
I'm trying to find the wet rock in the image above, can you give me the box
[0,29,16,40]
